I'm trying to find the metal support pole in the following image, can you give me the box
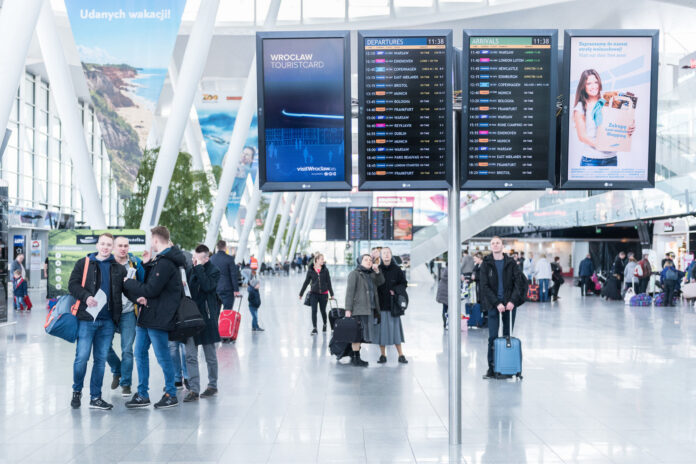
[282,193,306,261]
[270,192,295,264]
[236,177,262,264]
[36,2,107,229]
[140,0,220,231]
[288,193,311,260]
[448,114,462,446]
[257,192,281,264]
[0,0,43,138]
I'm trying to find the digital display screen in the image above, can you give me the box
[257,33,351,191]
[325,207,347,241]
[462,32,557,189]
[370,207,393,241]
[393,207,413,241]
[359,31,452,190]
[348,207,370,241]
[562,32,657,189]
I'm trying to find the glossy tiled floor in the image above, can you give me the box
[1,268,696,464]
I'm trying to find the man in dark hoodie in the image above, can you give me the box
[479,236,527,380]
[68,233,126,410]
[123,226,185,409]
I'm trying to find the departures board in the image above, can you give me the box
[461,30,557,189]
[358,30,453,190]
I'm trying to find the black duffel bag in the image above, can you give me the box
[169,295,206,342]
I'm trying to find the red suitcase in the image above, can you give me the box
[218,297,242,342]
[527,283,540,302]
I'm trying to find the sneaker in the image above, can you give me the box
[71,392,81,409]
[125,393,151,409]
[482,369,496,380]
[111,374,121,390]
[183,391,199,403]
[377,355,387,364]
[174,381,183,389]
[200,387,218,398]
[154,393,179,409]
[311,328,318,335]
[121,386,132,397]
[398,355,408,364]
[89,397,113,410]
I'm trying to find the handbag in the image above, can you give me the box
[682,282,696,299]
[303,292,311,307]
[45,257,89,343]
[169,268,206,342]
[390,292,408,317]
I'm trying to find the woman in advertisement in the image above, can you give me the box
[573,69,634,167]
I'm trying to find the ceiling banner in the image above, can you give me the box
[64,0,186,193]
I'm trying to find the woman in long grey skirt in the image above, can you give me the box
[376,247,408,364]
[345,254,384,367]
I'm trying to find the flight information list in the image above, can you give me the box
[465,36,553,183]
[363,36,448,182]
[348,207,370,241]
[370,207,393,241]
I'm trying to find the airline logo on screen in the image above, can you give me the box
[269,52,325,69]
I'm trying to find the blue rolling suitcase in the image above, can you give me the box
[493,311,522,379]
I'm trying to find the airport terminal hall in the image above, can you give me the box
[3,0,696,463]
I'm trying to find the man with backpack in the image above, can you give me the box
[68,233,126,410]
[123,226,186,409]
[479,236,528,380]
[660,260,682,307]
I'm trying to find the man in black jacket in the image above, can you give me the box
[210,240,240,309]
[479,237,527,379]
[68,233,126,410]
[124,226,186,409]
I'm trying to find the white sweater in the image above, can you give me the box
[534,258,552,280]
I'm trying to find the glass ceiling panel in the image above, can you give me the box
[394,0,433,7]
[349,0,390,19]
[304,0,346,21]
[277,0,302,23]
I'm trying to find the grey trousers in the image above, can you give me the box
[184,338,218,394]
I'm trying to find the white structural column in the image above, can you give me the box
[287,193,312,261]
[270,192,296,264]
[167,62,204,171]
[36,3,106,228]
[281,193,306,261]
[236,177,262,264]
[297,193,321,253]
[204,60,257,248]
[0,0,43,139]
[257,192,281,264]
[140,0,220,230]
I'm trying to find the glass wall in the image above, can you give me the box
[1,71,122,227]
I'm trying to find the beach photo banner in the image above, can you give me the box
[65,0,186,194]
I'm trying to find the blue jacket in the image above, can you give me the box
[210,250,240,294]
[660,266,684,284]
[578,258,594,277]
[127,253,146,282]
[12,277,27,297]
[248,285,261,308]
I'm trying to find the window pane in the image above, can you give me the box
[349,0,389,18]
[22,151,33,177]
[35,179,47,204]
[37,110,48,134]
[24,77,34,104]
[35,154,47,181]
[38,85,49,112]
[3,145,18,174]
[304,0,345,21]
[8,124,18,148]
[23,124,34,152]
[37,133,48,156]
[52,117,61,139]
[7,171,18,201]
[394,0,432,6]
[49,182,60,207]
[277,0,301,23]
[21,175,33,203]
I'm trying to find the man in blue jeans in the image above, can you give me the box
[106,236,145,398]
[68,233,126,410]
[124,226,186,409]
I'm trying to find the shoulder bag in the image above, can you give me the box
[45,257,89,343]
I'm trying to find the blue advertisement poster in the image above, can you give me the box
[65,0,186,193]
[261,37,346,183]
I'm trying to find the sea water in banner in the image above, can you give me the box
[196,82,259,230]
[47,229,146,298]
[65,1,186,194]
[567,36,653,182]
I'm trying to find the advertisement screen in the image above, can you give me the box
[393,207,413,241]
[562,32,658,188]
[258,33,351,191]
[358,31,452,190]
[461,31,557,189]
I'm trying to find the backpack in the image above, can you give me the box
[168,269,205,341]
[664,268,678,282]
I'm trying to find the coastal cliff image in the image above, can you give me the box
[64,0,186,195]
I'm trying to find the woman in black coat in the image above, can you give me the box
[299,253,334,335]
[183,245,221,401]
[376,248,408,364]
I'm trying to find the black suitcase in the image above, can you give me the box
[328,299,345,330]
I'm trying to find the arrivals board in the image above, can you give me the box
[348,207,370,241]
[461,30,557,189]
[358,30,453,190]
[256,32,352,191]
[370,207,393,241]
